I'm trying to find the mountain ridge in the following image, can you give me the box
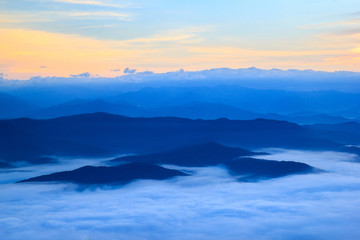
[0,113,345,165]
[18,162,189,185]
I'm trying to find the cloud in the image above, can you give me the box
[300,13,360,37]
[68,11,131,21]
[137,71,153,74]
[40,66,47,69]
[123,33,197,44]
[3,67,360,92]
[70,72,91,78]
[50,0,128,8]
[1,150,360,239]
[0,12,56,23]
[0,10,132,23]
[123,67,136,74]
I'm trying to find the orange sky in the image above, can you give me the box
[1,0,360,79]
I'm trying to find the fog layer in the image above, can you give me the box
[1,150,360,240]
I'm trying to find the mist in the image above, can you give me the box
[1,150,360,240]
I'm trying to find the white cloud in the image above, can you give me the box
[50,0,128,8]
[1,150,360,239]
[68,11,131,21]
[0,10,132,23]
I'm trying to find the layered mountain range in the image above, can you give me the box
[2,112,357,167]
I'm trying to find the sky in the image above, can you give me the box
[1,0,360,79]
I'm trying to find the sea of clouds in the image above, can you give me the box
[1,150,360,240]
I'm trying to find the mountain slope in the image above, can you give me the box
[224,158,317,181]
[111,142,263,167]
[18,162,188,185]
[304,122,360,145]
[305,122,360,135]
[0,113,343,164]
[111,142,319,181]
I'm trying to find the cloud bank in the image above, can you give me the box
[1,150,360,240]
[70,72,91,78]
[2,67,360,92]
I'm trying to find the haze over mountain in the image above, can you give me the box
[20,100,354,125]
[109,86,360,115]
[2,80,360,124]
[26,99,143,119]
[0,92,35,118]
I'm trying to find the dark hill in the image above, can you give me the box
[111,142,263,167]
[224,158,317,181]
[0,113,342,164]
[340,146,360,156]
[0,161,12,168]
[305,121,360,135]
[304,122,360,145]
[18,162,188,185]
[111,142,319,180]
